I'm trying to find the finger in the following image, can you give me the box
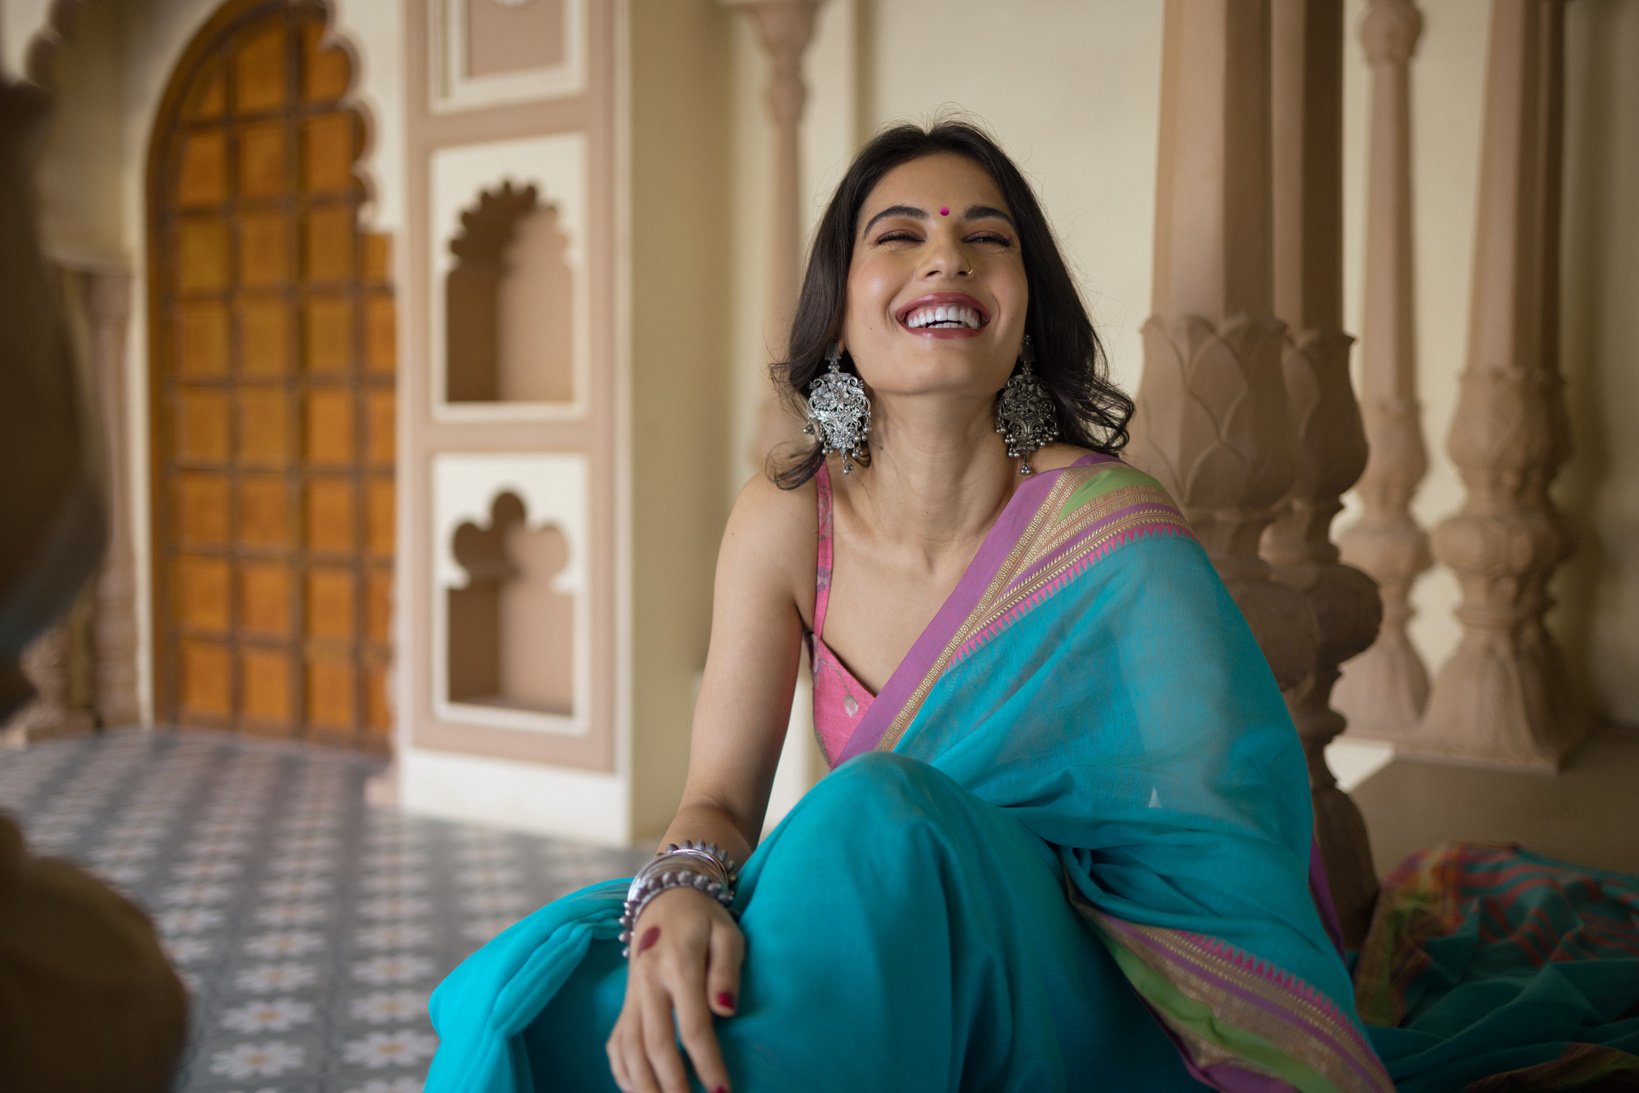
[640,982,691,1093]
[606,1024,635,1093]
[706,921,745,1018]
[612,1017,658,1093]
[672,952,730,1093]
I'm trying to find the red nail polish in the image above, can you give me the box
[714,1087,729,1093]
[715,991,736,1011]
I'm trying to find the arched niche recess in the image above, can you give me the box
[445,179,575,405]
[447,490,575,717]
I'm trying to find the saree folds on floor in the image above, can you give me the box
[427,455,1394,1092]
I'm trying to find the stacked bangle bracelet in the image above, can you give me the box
[618,840,739,957]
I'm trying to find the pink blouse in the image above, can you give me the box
[808,461,876,766]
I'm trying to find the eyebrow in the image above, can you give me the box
[859,203,1016,237]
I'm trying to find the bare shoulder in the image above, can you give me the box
[718,468,817,604]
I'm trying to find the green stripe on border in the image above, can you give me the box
[1103,938,1350,1093]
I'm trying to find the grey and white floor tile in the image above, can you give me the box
[0,730,649,1092]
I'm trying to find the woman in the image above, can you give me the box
[427,121,1393,1093]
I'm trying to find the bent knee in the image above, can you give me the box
[809,751,967,823]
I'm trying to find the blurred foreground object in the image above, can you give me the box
[0,75,106,719]
[0,72,186,1092]
[0,813,187,1092]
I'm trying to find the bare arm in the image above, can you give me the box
[608,471,812,1093]
[656,471,811,862]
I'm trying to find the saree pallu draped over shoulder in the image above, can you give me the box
[426,455,1395,1092]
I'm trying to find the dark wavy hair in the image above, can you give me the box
[771,120,1133,489]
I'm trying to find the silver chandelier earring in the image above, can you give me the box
[805,343,871,474]
[995,334,1059,476]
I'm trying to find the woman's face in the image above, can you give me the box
[841,152,1028,401]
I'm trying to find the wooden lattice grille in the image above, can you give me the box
[149,1,395,750]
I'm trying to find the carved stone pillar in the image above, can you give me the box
[1129,0,1317,697]
[1264,0,1381,945]
[722,0,828,464]
[4,605,95,744]
[1421,0,1583,769]
[1335,0,1433,743]
[81,268,140,728]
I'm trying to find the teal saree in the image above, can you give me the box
[427,455,1392,1091]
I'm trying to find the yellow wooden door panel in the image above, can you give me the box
[238,475,293,550]
[239,560,292,637]
[304,388,354,465]
[179,640,232,719]
[239,298,292,377]
[304,206,355,283]
[177,130,229,208]
[241,648,292,722]
[301,20,349,103]
[175,556,231,632]
[176,302,230,377]
[239,212,291,286]
[302,296,352,374]
[234,22,288,114]
[302,114,357,194]
[177,219,230,293]
[153,1,395,750]
[305,567,354,642]
[176,390,231,462]
[175,474,231,547]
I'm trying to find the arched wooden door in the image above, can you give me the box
[147,0,395,751]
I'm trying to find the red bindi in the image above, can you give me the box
[939,206,950,216]
[636,925,661,955]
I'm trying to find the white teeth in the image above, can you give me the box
[904,305,982,330]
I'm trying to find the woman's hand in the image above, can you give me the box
[607,886,744,1093]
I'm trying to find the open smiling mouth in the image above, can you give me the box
[902,304,987,331]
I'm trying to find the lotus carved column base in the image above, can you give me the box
[1415,621,1587,770]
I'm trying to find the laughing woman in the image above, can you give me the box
[426,122,1393,1092]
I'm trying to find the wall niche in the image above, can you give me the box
[446,490,575,718]
[445,180,575,404]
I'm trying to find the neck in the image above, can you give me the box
[840,396,1021,563]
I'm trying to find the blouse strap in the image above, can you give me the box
[813,459,835,638]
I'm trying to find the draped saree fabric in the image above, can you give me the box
[426,455,1393,1091]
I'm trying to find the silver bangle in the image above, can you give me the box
[618,842,739,957]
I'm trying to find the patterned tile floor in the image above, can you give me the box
[0,729,649,1092]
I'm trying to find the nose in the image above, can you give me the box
[921,235,973,279]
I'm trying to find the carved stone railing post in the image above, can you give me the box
[721,0,828,464]
[1129,0,1316,700]
[82,267,140,728]
[1335,0,1433,743]
[1421,0,1584,768]
[1265,0,1381,944]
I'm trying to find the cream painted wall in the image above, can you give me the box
[627,0,737,838]
[30,2,125,266]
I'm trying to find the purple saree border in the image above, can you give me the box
[834,452,1119,764]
